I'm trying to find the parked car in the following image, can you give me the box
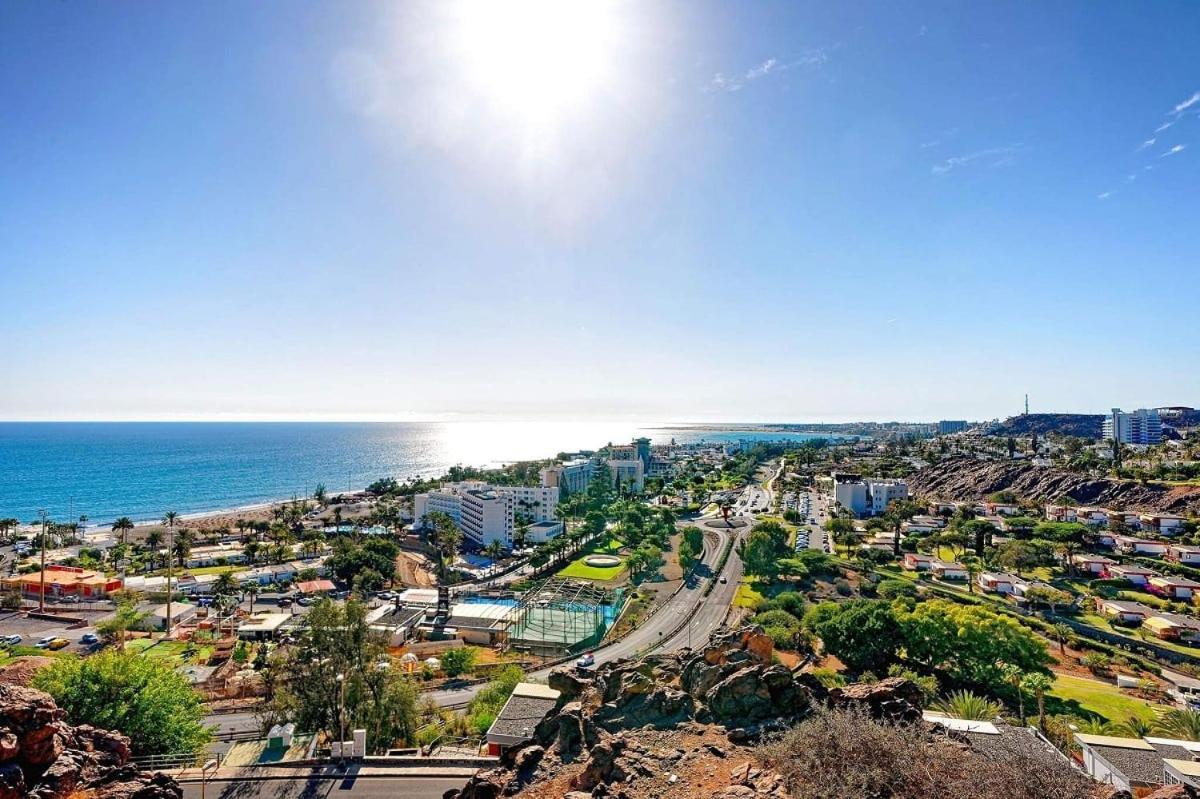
[80,633,99,645]
[47,638,70,651]
[296,596,314,607]
[35,635,58,649]
[719,576,728,584]
[1,634,21,646]
[277,597,293,608]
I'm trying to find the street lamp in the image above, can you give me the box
[200,758,218,799]
[336,672,346,770]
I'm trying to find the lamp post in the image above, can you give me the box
[200,758,218,799]
[336,672,346,770]
[38,510,48,613]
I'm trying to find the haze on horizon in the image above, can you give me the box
[2,2,1198,424]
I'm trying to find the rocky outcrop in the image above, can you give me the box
[909,456,1200,515]
[0,683,181,799]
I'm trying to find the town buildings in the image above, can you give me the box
[937,420,969,434]
[830,473,908,517]
[412,482,562,548]
[1103,408,1164,445]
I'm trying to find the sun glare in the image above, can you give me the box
[447,0,622,128]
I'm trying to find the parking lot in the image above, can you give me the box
[0,611,104,654]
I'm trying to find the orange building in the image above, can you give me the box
[0,565,123,599]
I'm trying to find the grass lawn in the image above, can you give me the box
[1118,590,1171,609]
[1077,613,1200,658]
[1049,673,1166,723]
[182,564,245,576]
[557,538,627,581]
[0,645,66,666]
[127,638,214,665]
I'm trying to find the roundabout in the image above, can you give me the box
[702,517,750,530]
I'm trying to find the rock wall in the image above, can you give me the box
[0,683,182,799]
[909,457,1200,515]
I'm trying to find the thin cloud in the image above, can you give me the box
[931,144,1022,176]
[1155,120,1175,133]
[1097,191,1114,200]
[706,49,829,93]
[1162,144,1187,157]
[1138,137,1156,150]
[1173,91,1200,114]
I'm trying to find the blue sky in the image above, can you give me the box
[2,1,1198,423]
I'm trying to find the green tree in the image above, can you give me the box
[823,517,858,557]
[896,599,1050,687]
[1152,709,1200,741]
[34,650,212,755]
[740,521,790,578]
[262,598,419,753]
[1020,672,1053,731]
[805,600,903,676]
[95,594,149,651]
[426,512,462,580]
[440,647,478,678]
[111,516,135,546]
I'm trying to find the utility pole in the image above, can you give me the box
[165,515,175,639]
[38,509,48,613]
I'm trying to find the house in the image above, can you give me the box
[1163,758,1200,789]
[1075,733,1192,794]
[985,502,1021,517]
[903,553,935,571]
[1071,554,1117,575]
[924,712,1069,772]
[237,612,293,641]
[1143,613,1200,643]
[485,683,562,756]
[0,565,123,599]
[977,572,1021,594]
[931,561,968,580]
[910,514,946,529]
[1098,599,1155,624]
[1106,564,1158,586]
[185,543,248,569]
[901,519,942,535]
[1108,511,1144,531]
[1169,545,1200,566]
[1045,505,1078,522]
[143,602,197,631]
[1149,575,1200,600]
[1144,514,1188,535]
[1091,531,1118,549]
[1076,507,1110,526]
[1114,536,1170,557]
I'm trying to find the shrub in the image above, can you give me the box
[834,579,853,596]
[758,706,1094,799]
[877,579,918,601]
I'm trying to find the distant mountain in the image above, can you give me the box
[987,413,1104,439]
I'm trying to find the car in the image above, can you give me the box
[1,634,21,646]
[296,596,315,607]
[277,597,293,607]
[718,576,728,584]
[80,633,99,645]
[58,595,80,604]
[47,638,70,651]
[35,635,58,649]
[576,653,595,669]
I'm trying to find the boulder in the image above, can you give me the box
[548,669,593,702]
[828,677,924,723]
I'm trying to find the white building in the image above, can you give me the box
[831,473,908,517]
[608,459,645,492]
[539,458,596,495]
[1103,408,1163,445]
[413,482,561,549]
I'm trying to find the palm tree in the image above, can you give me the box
[162,511,178,639]
[1003,665,1026,724]
[111,517,135,546]
[1075,718,1115,735]
[1020,672,1053,731]
[1052,623,1072,655]
[144,529,164,571]
[483,540,505,562]
[1116,715,1154,738]
[1152,709,1200,741]
[932,690,1002,721]
[244,583,259,614]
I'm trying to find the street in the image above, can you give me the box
[185,775,468,799]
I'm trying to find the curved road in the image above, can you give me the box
[207,509,750,738]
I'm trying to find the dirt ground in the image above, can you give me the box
[396,551,436,587]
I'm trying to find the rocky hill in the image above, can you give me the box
[909,456,1200,515]
[0,682,181,799]
[447,626,1115,799]
[988,414,1105,439]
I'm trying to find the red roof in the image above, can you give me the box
[296,579,336,594]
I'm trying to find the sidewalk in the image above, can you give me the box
[174,763,481,782]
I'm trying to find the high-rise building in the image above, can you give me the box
[831,472,908,517]
[633,437,652,469]
[1102,408,1163,445]
[539,458,595,495]
[413,482,560,548]
[937,420,969,435]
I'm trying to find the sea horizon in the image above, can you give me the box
[0,420,835,526]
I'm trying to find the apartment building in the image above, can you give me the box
[831,473,908,517]
[539,458,596,495]
[1103,408,1163,445]
[413,482,561,548]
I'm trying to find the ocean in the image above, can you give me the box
[0,421,831,525]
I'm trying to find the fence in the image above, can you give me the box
[132,751,220,772]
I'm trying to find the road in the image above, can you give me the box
[186,775,468,799]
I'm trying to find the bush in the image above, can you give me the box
[835,579,853,596]
[758,706,1094,799]
[877,579,918,600]
[440,647,478,677]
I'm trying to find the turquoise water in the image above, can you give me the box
[0,421,832,525]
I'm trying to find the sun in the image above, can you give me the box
[445,0,623,129]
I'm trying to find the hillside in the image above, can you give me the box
[988,414,1105,439]
[909,456,1200,515]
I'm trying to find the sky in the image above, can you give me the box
[2,1,1198,424]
